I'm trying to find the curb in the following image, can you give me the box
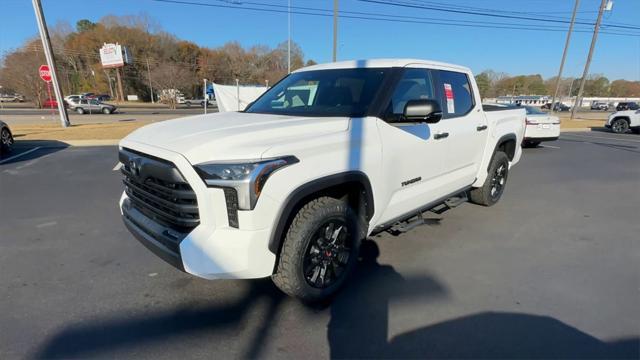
[15,139,120,148]
[561,128,592,133]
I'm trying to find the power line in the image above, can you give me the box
[151,0,640,37]
[359,0,640,31]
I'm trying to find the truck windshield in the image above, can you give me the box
[245,68,389,117]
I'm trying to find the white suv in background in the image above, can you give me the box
[119,59,525,301]
[607,109,640,134]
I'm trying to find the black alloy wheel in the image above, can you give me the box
[303,219,352,289]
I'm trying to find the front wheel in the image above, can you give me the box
[1,128,14,154]
[611,118,629,134]
[469,151,510,207]
[102,107,111,114]
[272,196,366,302]
[76,107,85,114]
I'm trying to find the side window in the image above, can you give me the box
[438,70,475,118]
[80,100,88,105]
[385,68,435,122]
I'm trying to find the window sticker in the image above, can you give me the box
[444,83,455,113]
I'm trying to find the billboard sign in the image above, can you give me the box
[99,43,125,68]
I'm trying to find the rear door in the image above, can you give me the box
[433,70,487,191]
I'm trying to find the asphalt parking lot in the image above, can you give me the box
[1,131,639,359]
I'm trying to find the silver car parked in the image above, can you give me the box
[70,99,117,114]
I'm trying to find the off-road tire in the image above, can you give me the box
[1,128,13,154]
[469,151,509,207]
[611,118,629,134]
[272,196,366,302]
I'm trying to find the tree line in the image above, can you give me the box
[0,15,316,107]
[474,70,640,99]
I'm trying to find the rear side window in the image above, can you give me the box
[437,70,474,118]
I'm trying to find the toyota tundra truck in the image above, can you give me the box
[119,59,525,301]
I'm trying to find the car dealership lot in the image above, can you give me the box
[1,132,639,358]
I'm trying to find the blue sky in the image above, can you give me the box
[1,0,639,80]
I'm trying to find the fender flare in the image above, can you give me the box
[489,133,517,167]
[268,171,374,255]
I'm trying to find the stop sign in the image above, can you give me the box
[39,65,52,82]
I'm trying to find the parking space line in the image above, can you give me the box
[0,147,42,165]
[561,133,640,144]
[113,162,122,171]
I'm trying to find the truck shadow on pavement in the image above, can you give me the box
[327,242,639,359]
[35,239,639,359]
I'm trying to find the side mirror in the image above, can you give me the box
[403,99,442,124]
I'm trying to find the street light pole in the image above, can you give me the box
[287,0,291,73]
[550,0,579,114]
[333,0,338,62]
[146,57,154,104]
[32,0,69,127]
[571,0,608,120]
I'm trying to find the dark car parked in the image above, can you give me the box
[616,102,639,111]
[542,102,571,112]
[1,120,14,155]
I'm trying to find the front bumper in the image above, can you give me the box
[118,140,278,279]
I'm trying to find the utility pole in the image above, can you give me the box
[333,0,338,62]
[571,0,608,120]
[550,0,579,113]
[116,67,125,102]
[32,0,69,127]
[146,57,154,104]
[104,70,114,99]
[287,0,291,73]
[203,78,208,114]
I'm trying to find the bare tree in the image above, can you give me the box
[0,42,48,107]
[150,63,195,109]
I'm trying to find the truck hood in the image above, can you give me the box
[123,112,349,164]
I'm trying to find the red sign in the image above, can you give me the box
[39,65,52,82]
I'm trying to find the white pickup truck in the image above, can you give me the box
[606,109,640,134]
[119,59,525,301]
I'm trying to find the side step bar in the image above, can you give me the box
[388,192,468,235]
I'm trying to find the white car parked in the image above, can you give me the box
[118,59,525,301]
[522,106,560,147]
[606,109,640,134]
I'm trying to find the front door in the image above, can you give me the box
[376,68,451,224]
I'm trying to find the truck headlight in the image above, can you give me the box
[194,156,298,210]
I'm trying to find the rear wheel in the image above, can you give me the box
[469,151,509,207]
[272,196,366,302]
[611,118,629,134]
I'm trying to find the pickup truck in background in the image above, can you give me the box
[119,59,525,301]
[606,109,640,134]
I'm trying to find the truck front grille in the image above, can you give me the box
[120,148,199,232]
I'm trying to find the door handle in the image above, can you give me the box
[434,132,449,140]
[476,125,488,131]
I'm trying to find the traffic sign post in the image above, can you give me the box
[39,65,52,82]
[40,65,55,116]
